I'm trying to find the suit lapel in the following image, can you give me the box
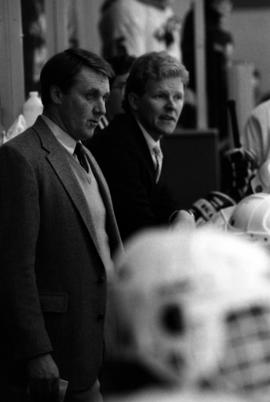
[129,118,157,181]
[33,117,112,259]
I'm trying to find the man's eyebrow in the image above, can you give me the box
[86,88,100,95]
[86,88,110,96]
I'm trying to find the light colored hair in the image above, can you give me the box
[123,51,189,112]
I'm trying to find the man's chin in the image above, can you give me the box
[159,127,177,137]
[82,129,95,141]
[158,122,178,136]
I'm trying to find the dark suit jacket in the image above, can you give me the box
[89,113,178,241]
[0,117,121,392]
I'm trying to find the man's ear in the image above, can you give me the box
[50,85,63,104]
[128,92,140,112]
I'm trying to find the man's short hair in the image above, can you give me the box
[40,48,114,107]
[123,51,189,112]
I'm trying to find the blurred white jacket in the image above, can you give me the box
[243,99,270,167]
[99,0,181,60]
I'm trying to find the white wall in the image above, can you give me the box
[230,8,270,100]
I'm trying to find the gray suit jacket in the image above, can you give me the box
[0,116,122,391]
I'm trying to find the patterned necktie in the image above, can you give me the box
[152,145,163,183]
[74,142,89,173]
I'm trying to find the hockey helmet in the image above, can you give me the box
[227,193,270,246]
[109,227,270,400]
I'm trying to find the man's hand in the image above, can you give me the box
[27,354,60,402]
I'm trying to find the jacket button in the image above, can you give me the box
[97,313,105,321]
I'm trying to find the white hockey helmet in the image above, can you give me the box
[109,227,270,400]
[227,193,270,246]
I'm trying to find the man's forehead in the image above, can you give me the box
[76,69,110,91]
[76,67,109,84]
[146,77,184,91]
[138,0,173,8]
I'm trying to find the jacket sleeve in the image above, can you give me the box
[0,144,53,362]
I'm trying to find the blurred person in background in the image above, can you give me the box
[221,98,270,203]
[99,0,181,61]
[105,54,136,122]
[84,53,136,148]
[84,53,136,136]
[243,99,270,170]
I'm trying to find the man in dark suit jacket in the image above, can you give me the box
[90,51,191,241]
[0,48,122,402]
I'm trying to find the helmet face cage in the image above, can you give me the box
[110,277,225,385]
[110,227,270,400]
[209,304,270,400]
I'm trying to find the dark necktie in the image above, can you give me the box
[74,142,89,173]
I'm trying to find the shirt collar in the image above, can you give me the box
[135,118,161,152]
[41,115,77,155]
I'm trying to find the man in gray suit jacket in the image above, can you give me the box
[0,48,122,402]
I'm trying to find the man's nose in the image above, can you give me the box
[165,100,176,110]
[165,97,176,110]
[94,99,106,115]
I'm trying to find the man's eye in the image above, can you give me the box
[154,94,165,99]
[86,94,94,101]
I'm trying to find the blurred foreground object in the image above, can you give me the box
[104,226,270,401]
[106,389,245,402]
